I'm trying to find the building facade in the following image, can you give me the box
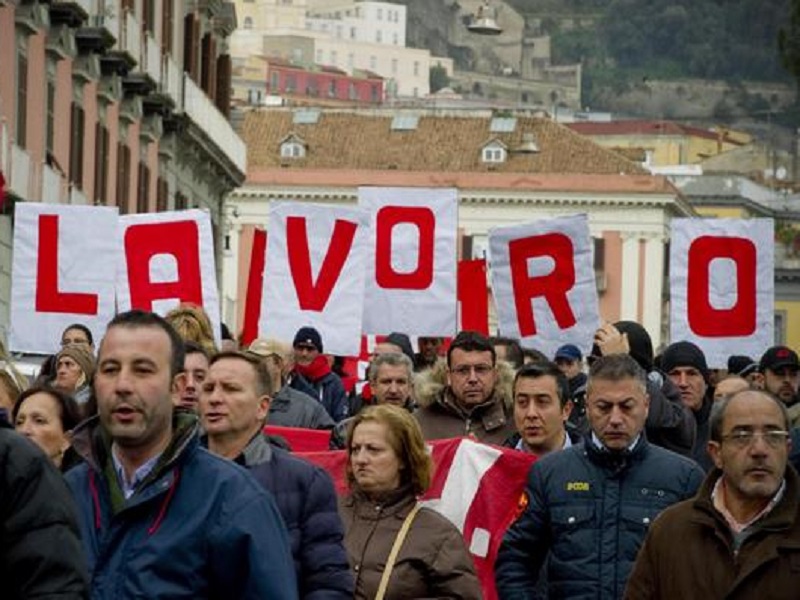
[265,57,384,104]
[0,0,246,344]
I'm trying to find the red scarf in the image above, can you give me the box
[293,355,332,383]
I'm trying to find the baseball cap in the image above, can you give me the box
[759,346,800,373]
[554,344,582,362]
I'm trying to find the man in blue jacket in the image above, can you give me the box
[200,349,353,600]
[495,353,705,600]
[66,310,297,599]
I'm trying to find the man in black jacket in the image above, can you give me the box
[0,422,88,599]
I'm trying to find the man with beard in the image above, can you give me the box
[65,310,297,599]
[759,346,800,428]
[626,390,800,599]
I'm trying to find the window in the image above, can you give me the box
[336,25,342,38]
[349,82,357,100]
[136,159,150,213]
[330,50,337,64]
[377,8,383,20]
[370,55,376,70]
[243,17,253,29]
[270,70,279,91]
[413,61,419,76]
[328,79,336,97]
[69,102,85,189]
[286,74,296,92]
[350,27,356,39]
[116,141,130,212]
[393,32,398,45]
[94,123,109,204]
[174,191,188,211]
[46,79,55,155]
[16,52,27,148]
[280,142,305,158]
[376,31,382,43]
[316,49,323,63]
[482,145,506,163]
[391,59,397,74]
[156,177,168,212]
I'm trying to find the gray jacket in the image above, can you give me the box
[269,385,335,430]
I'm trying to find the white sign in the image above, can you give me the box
[9,203,119,354]
[260,202,370,356]
[359,187,458,336]
[670,218,773,367]
[488,214,600,358]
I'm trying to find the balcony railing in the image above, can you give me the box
[9,144,32,199]
[143,33,161,84]
[183,74,246,174]
[162,53,183,107]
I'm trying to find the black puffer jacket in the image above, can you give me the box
[0,422,88,599]
[496,434,704,600]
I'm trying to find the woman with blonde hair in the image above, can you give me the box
[165,303,217,356]
[339,404,482,600]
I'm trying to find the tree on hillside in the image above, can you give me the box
[779,0,800,107]
[430,65,450,93]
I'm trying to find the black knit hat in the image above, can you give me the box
[614,321,654,372]
[292,326,323,353]
[727,355,757,377]
[661,341,708,379]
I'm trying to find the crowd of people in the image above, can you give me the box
[2,303,800,598]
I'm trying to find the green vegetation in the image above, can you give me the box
[509,0,791,83]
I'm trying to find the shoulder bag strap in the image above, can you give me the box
[374,503,423,600]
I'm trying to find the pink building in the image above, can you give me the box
[0,0,246,341]
[266,58,384,105]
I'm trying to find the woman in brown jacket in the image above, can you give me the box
[339,404,482,600]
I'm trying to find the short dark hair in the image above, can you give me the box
[210,351,272,397]
[184,340,210,361]
[490,336,524,369]
[513,361,570,407]
[710,389,790,443]
[13,385,82,432]
[447,331,496,368]
[62,323,94,345]
[103,310,185,379]
[587,353,647,396]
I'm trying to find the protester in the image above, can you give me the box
[415,330,515,444]
[661,340,715,470]
[332,352,415,449]
[491,335,524,369]
[495,354,705,600]
[173,341,210,412]
[759,346,800,427]
[200,350,353,599]
[591,320,696,456]
[13,386,81,471]
[1,420,88,599]
[553,343,587,401]
[53,344,95,409]
[248,338,335,429]
[349,333,416,416]
[65,310,297,599]
[0,360,25,424]
[289,326,348,422]
[625,390,799,599]
[165,302,218,356]
[504,361,580,455]
[414,336,444,372]
[340,404,482,600]
[60,323,94,352]
[727,354,762,387]
[713,374,750,402]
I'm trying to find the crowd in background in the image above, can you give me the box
[3,303,800,598]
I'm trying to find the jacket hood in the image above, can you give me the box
[414,359,515,411]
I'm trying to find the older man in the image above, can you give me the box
[505,361,579,456]
[415,330,514,444]
[65,310,297,599]
[496,354,704,600]
[200,351,353,600]
[626,390,800,599]
[661,340,714,470]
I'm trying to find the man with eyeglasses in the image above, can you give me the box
[626,389,800,598]
[415,330,515,444]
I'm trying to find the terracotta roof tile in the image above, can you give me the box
[241,110,648,175]
[567,120,744,145]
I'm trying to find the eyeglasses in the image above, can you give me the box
[450,364,494,378]
[720,430,790,449]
